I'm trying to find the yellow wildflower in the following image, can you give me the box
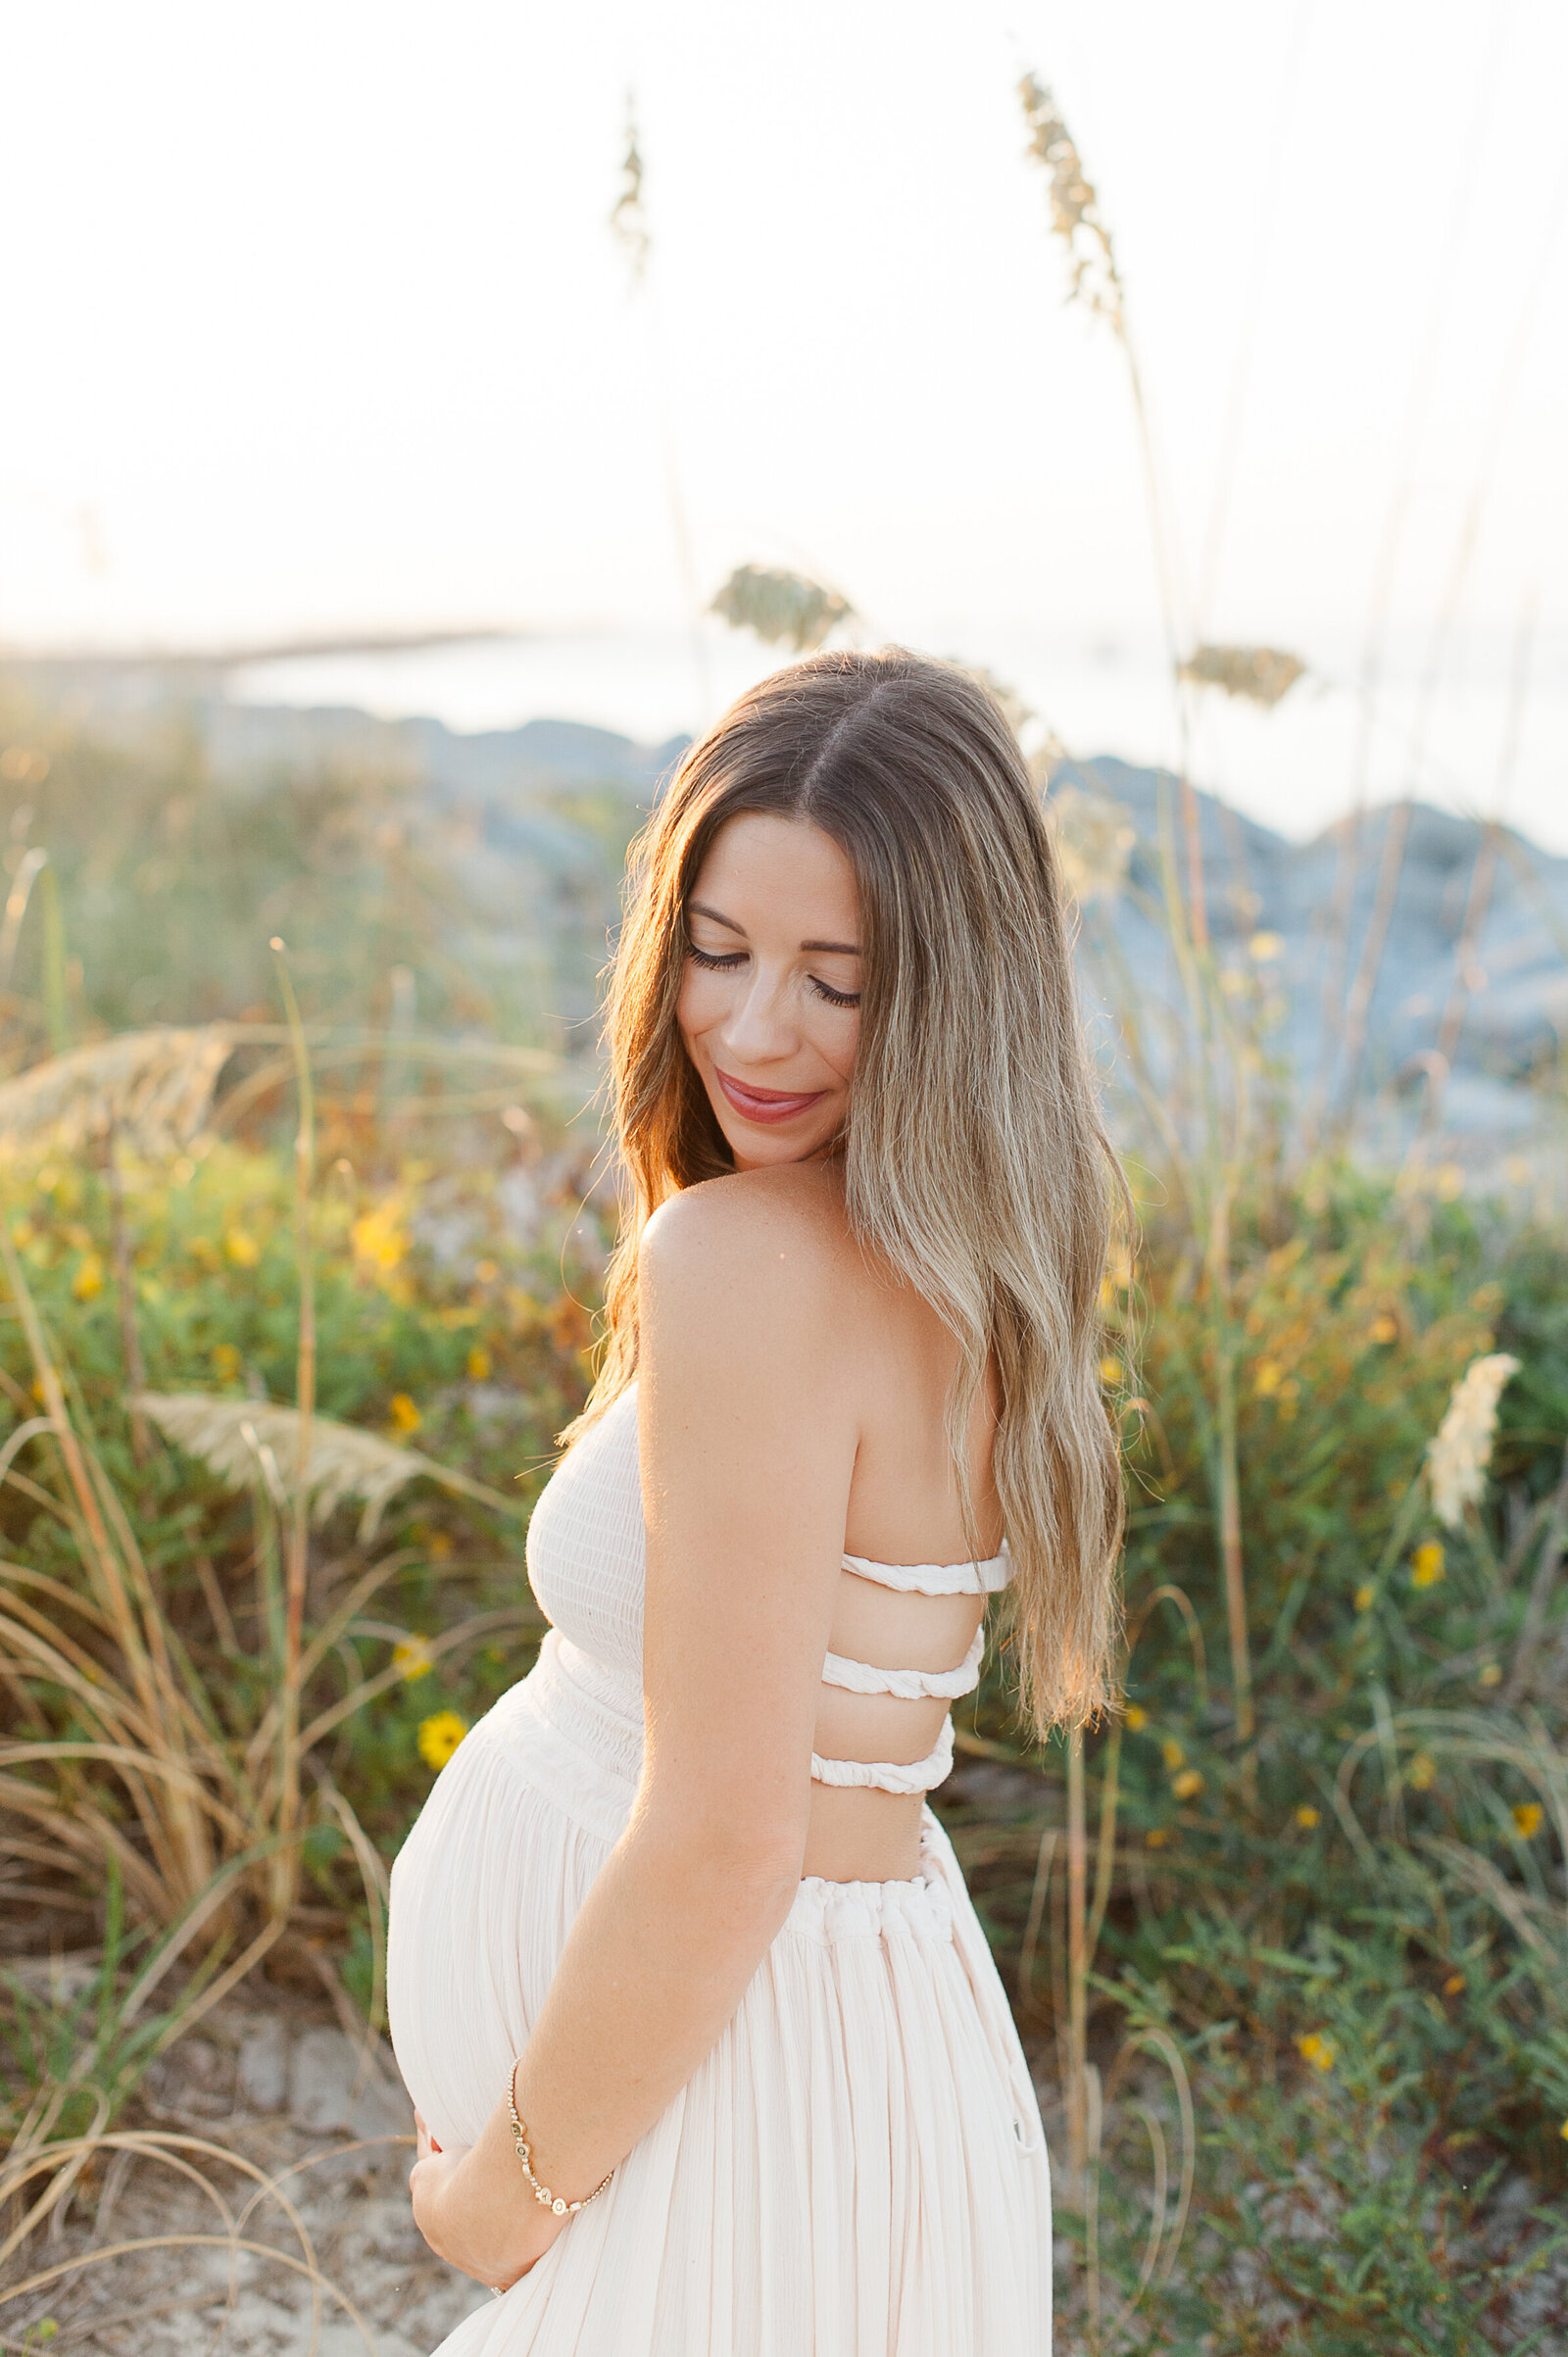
[1171,1768,1203,1801]
[71,1252,105,1301]
[1295,1804,1320,1829]
[1100,1355,1122,1386]
[1478,1662,1502,1689]
[1296,2033,1336,2073]
[466,1344,493,1381]
[474,1257,499,1284]
[223,1229,261,1267]
[1160,1737,1185,1771]
[11,1219,35,1248]
[1367,1312,1398,1345]
[1353,1583,1375,1612]
[429,1532,454,1559]
[1443,1972,1465,1996]
[416,1710,466,1770]
[1248,931,1284,961]
[1560,2118,1568,2144]
[389,1393,422,1435]
[1144,1828,1169,1849]
[212,1342,241,1381]
[1408,1754,1438,1791]
[393,1637,434,1683]
[1411,1542,1445,1590]
[1123,1703,1149,1731]
[1512,1802,1544,1839]
[352,1199,411,1274]
[1253,1358,1284,1398]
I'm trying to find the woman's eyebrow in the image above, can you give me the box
[688,900,859,957]
[687,899,745,934]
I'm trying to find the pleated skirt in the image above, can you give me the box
[386,1634,1052,2355]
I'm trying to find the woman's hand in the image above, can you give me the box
[409,2110,564,2290]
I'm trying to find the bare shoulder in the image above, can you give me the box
[639,1166,858,1354]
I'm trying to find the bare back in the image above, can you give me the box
[638,1159,1003,1885]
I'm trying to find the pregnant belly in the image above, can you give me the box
[387,1702,620,2150]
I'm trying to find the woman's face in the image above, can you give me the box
[676,813,861,1172]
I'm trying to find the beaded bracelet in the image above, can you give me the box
[506,2068,615,2218]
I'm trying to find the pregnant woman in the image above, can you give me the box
[386,647,1125,2354]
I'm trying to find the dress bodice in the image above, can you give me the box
[524,1382,1010,1794]
[525,1386,647,1689]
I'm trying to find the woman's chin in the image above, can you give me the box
[720,1118,840,1173]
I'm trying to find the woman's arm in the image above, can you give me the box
[411,1178,857,2286]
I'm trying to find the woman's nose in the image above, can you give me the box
[719,968,797,1063]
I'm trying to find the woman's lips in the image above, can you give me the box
[713,1067,827,1125]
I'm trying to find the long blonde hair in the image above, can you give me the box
[569,647,1125,1735]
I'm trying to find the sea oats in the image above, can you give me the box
[1427,1353,1521,1529]
[1178,644,1307,710]
[137,1392,519,1542]
[708,565,857,654]
[0,1026,233,1160]
[1017,74,1126,332]
[1044,784,1137,906]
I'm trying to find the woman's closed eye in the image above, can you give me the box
[686,943,859,1008]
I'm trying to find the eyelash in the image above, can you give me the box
[686,945,860,1009]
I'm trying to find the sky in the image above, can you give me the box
[3,0,1566,843]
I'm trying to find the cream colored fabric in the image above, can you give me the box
[821,1623,986,1700]
[387,1383,1052,2355]
[839,1547,1013,1595]
[808,1714,958,1793]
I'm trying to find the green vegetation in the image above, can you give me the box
[953,1171,1568,2349]
[3,682,1567,2349]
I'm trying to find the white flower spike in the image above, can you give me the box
[1427,1353,1520,1530]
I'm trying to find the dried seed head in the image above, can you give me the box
[1178,644,1307,709]
[610,94,650,282]
[1427,1352,1521,1529]
[0,1026,233,1161]
[1017,74,1126,332]
[137,1392,517,1541]
[1043,784,1136,906]
[708,565,857,654]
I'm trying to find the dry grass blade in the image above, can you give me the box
[1177,644,1306,709]
[709,565,856,654]
[0,1028,234,1161]
[1104,2028,1197,2294]
[0,2129,383,2353]
[136,1393,523,1540]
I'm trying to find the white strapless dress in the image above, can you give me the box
[386,1385,1052,2355]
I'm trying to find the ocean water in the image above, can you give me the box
[230,620,1568,854]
